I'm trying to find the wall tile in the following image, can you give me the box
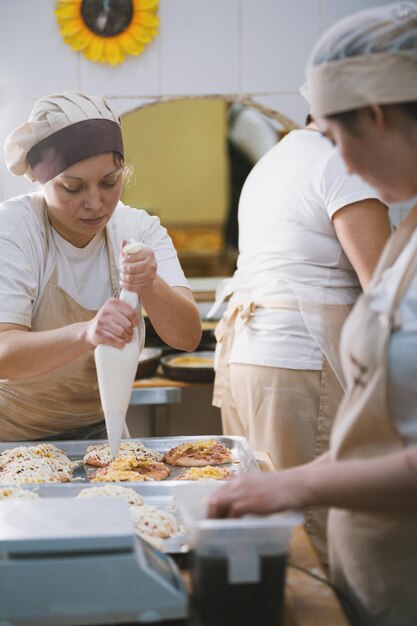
[79,39,161,97]
[2,167,34,202]
[241,0,320,93]
[1,1,78,98]
[0,98,39,201]
[252,93,309,128]
[107,97,158,117]
[159,0,240,95]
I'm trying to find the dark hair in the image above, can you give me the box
[327,101,417,135]
[305,113,313,125]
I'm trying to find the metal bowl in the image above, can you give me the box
[144,313,218,350]
[160,351,215,383]
[136,347,162,379]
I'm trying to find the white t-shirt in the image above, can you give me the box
[369,229,417,447]
[0,192,189,327]
[227,129,382,370]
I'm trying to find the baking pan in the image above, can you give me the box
[160,351,215,383]
[2,483,187,555]
[0,435,259,485]
[34,483,188,554]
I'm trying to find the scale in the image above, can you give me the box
[0,498,188,625]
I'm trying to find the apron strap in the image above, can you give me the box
[391,244,417,313]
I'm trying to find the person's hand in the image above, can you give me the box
[119,240,157,293]
[207,469,309,518]
[85,297,139,348]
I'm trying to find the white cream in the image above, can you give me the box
[95,240,145,459]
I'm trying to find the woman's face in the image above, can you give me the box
[316,108,417,203]
[43,152,124,247]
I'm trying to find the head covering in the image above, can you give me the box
[306,2,417,118]
[4,91,124,183]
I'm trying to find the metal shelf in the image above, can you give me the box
[129,387,182,406]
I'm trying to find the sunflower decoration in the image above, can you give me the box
[55,0,159,66]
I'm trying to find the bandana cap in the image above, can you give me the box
[5,91,123,183]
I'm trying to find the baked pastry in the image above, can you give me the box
[163,438,232,467]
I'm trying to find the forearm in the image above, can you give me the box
[140,279,201,351]
[305,446,417,513]
[0,324,91,379]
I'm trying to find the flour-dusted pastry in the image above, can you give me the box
[0,443,78,485]
[130,504,180,539]
[163,438,232,467]
[83,441,163,467]
[76,484,177,551]
[76,484,145,507]
[0,487,39,499]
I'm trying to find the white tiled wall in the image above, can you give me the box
[0,0,397,203]
[159,0,240,95]
[241,0,320,93]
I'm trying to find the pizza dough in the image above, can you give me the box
[163,438,232,467]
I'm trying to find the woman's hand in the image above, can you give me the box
[85,297,139,349]
[208,446,417,518]
[119,241,157,294]
[207,469,310,519]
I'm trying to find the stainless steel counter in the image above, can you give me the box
[130,386,182,405]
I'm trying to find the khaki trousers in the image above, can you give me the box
[221,360,343,563]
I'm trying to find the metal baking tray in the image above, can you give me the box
[36,483,187,555]
[0,437,259,556]
[1,482,187,555]
[0,435,259,484]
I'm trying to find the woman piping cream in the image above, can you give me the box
[209,4,417,626]
[0,91,201,442]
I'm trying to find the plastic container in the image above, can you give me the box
[174,483,303,626]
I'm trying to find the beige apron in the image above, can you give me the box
[213,297,352,408]
[0,215,120,442]
[329,217,417,626]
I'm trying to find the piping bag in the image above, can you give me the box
[95,239,145,459]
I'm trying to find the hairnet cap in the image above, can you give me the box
[306,2,417,117]
[4,91,122,182]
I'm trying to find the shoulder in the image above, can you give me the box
[0,192,46,248]
[324,147,381,198]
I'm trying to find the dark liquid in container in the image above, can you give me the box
[192,553,287,626]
